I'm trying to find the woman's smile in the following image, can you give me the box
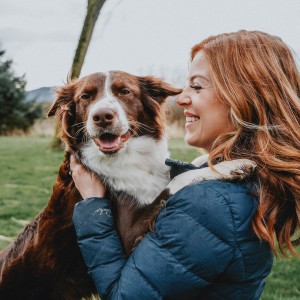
[185,111,200,125]
[177,51,233,151]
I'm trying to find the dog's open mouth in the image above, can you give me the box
[93,131,131,154]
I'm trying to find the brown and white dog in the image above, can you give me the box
[0,71,255,300]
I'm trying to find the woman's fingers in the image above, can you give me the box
[69,154,106,199]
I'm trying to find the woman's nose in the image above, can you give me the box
[177,87,192,107]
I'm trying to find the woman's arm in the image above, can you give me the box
[72,184,235,299]
[73,197,128,298]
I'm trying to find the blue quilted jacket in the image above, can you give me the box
[73,161,273,299]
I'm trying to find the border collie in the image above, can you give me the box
[0,71,255,299]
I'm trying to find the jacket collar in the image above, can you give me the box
[165,158,208,180]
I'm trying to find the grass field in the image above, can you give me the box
[0,136,299,299]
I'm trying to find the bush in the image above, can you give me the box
[0,48,42,135]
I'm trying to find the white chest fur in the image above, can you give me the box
[81,136,170,205]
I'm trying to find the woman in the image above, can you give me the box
[71,30,300,299]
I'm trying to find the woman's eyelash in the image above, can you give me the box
[190,85,203,90]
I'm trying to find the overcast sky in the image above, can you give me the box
[1,0,300,90]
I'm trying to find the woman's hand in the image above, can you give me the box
[70,155,106,199]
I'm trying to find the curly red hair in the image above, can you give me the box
[192,30,300,256]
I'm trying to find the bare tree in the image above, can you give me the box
[51,0,107,148]
[70,0,107,79]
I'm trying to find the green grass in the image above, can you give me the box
[0,136,299,299]
[167,137,203,162]
[0,136,63,248]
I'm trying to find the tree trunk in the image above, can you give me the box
[70,0,106,79]
[51,0,106,148]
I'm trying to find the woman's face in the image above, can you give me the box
[177,51,233,151]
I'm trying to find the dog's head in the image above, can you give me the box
[48,71,181,155]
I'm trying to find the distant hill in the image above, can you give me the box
[25,86,178,104]
[26,87,56,103]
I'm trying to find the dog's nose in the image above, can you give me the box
[92,108,116,127]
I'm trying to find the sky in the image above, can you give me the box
[1,0,300,91]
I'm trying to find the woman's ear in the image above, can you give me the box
[137,76,182,103]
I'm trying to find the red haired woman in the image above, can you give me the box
[71,30,300,299]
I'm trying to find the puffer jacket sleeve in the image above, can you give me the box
[73,182,236,300]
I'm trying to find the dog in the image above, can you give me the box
[0,71,255,299]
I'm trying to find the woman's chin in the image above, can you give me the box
[184,134,209,151]
[184,134,199,148]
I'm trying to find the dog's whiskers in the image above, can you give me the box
[82,132,89,144]
[72,122,85,128]
[129,127,140,138]
[134,121,154,131]
[74,126,86,137]
[129,121,155,133]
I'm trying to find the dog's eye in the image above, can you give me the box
[80,93,91,101]
[120,88,131,95]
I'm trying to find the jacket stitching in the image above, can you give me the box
[131,255,163,299]
[153,228,212,286]
[207,185,248,281]
[164,207,235,250]
[157,207,234,283]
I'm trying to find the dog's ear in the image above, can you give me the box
[47,81,77,142]
[137,76,182,103]
[47,82,75,118]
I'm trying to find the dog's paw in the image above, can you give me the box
[214,159,256,180]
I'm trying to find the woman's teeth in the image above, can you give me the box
[186,116,200,123]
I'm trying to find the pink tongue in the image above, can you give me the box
[99,134,119,149]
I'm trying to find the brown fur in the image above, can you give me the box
[0,71,181,299]
[0,152,96,299]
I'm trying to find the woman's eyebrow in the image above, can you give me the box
[189,74,210,84]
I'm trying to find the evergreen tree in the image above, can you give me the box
[0,48,42,135]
